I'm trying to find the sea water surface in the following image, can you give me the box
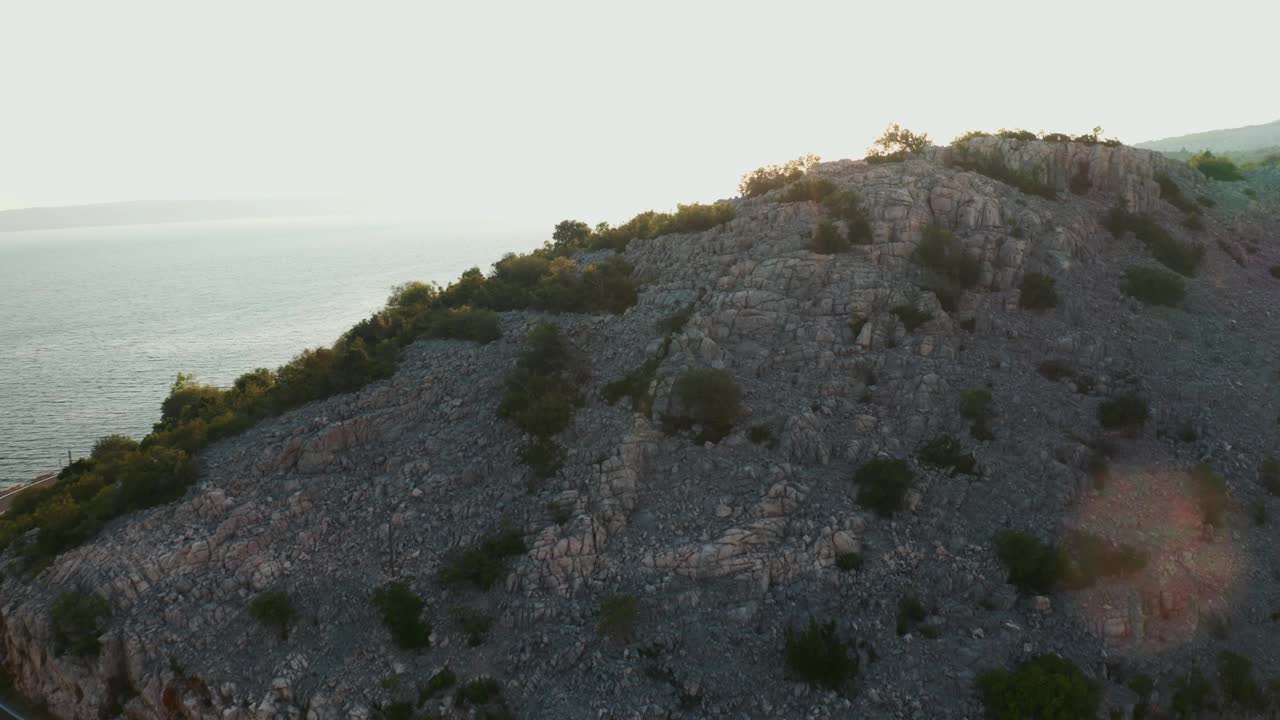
[0,217,540,488]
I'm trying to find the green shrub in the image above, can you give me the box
[455,678,504,708]
[1156,173,1198,213]
[994,530,1065,595]
[997,129,1038,141]
[913,224,981,288]
[598,594,638,643]
[821,191,873,245]
[602,357,659,416]
[978,654,1101,720]
[1218,651,1266,711]
[1171,667,1215,718]
[1190,464,1228,527]
[1191,151,1245,181]
[1122,267,1185,306]
[812,221,850,254]
[1260,457,1280,496]
[866,124,930,163]
[835,552,863,571]
[917,435,977,475]
[449,606,493,647]
[668,368,742,443]
[739,155,820,198]
[1058,530,1147,589]
[896,594,927,635]
[784,619,855,691]
[1098,393,1149,430]
[438,526,527,590]
[50,591,110,658]
[781,178,836,203]
[249,591,295,640]
[518,437,565,480]
[891,304,932,332]
[371,582,431,650]
[499,324,581,475]
[960,389,995,441]
[1104,208,1204,276]
[948,145,1057,199]
[853,458,914,517]
[1019,272,1058,310]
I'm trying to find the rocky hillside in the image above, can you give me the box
[3,137,1280,720]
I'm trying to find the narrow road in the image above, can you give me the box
[0,698,26,720]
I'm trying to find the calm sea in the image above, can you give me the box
[0,217,540,488]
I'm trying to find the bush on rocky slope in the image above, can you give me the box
[977,654,1101,720]
[1191,464,1229,528]
[49,591,111,658]
[960,389,995,441]
[865,124,930,164]
[994,530,1065,595]
[1122,266,1186,306]
[821,191,874,245]
[249,591,295,640]
[947,141,1058,199]
[811,221,849,254]
[1103,208,1204,276]
[1098,393,1149,431]
[666,368,742,443]
[371,582,431,650]
[739,155,820,198]
[916,435,977,475]
[586,203,737,251]
[780,178,836,204]
[1018,272,1059,310]
[499,324,582,477]
[1191,151,1246,182]
[438,525,528,591]
[913,224,981,289]
[853,458,915,516]
[784,619,856,691]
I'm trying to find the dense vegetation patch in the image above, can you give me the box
[977,654,1101,720]
[249,591,295,640]
[562,204,737,252]
[597,594,639,643]
[438,525,528,591]
[498,323,582,478]
[1103,208,1203,276]
[1122,267,1185,307]
[50,590,110,658]
[913,224,980,289]
[665,368,742,443]
[994,530,1065,595]
[891,304,932,332]
[371,581,432,650]
[1171,667,1215,717]
[1218,651,1267,712]
[853,458,915,516]
[739,155,820,198]
[1018,272,1058,310]
[811,221,849,254]
[1098,393,1149,431]
[1191,151,1245,182]
[835,552,863,572]
[784,618,855,691]
[821,191,874,246]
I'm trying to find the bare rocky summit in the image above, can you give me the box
[3,138,1280,720]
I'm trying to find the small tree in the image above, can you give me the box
[739,155,821,198]
[670,368,742,442]
[978,654,1101,719]
[249,591,295,640]
[867,124,931,162]
[551,220,592,251]
[371,581,431,650]
[853,458,914,516]
[784,618,855,691]
[50,591,111,658]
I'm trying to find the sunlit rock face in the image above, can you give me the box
[3,139,1279,720]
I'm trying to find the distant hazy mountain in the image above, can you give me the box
[0,197,362,233]
[1137,119,1280,154]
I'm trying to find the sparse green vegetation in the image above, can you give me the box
[784,618,855,691]
[895,594,927,636]
[50,591,110,658]
[811,221,849,254]
[1171,667,1215,718]
[666,368,742,443]
[1104,208,1204,276]
[450,606,493,647]
[585,203,737,251]
[499,323,580,477]
[1122,266,1186,307]
[598,594,638,643]
[835,552,863,572]
[891,304,932,332]
[748,424,776,447]
[417,668,456,705]
[438,525,528,590]
[853,458,915,517]
[948,143,1057,199]
[371,582,431,650]
[913,223,981,288]
[978,654,1101,720]
[1019,272,1058,310]
[917,435,977,475]
[1218,651,1266,712]
[1191,151,1245,182]
[1190,464,1228,527]
[960,389,995,441]
[1098,393,1149,431]
[994,530,1064,595]
[780,178,836,203]
[810,190,873,248]
[249,591,295,640]
[739,155,820,198]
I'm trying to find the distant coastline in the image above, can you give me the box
[0,197,366,233]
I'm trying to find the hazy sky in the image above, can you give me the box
[2,0,1277,228]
